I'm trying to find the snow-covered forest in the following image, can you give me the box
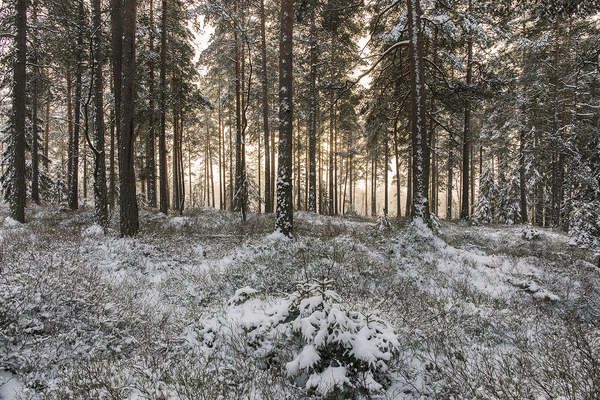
[1,0,599,398]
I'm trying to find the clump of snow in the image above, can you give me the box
[268,229,292,242]
[521,227,540,241]
[169,216,190,228]
[306,366,349,396]
[229,287,258,306]
[0,371,26,400]
[3,217,21,228]
[82,224,104,238]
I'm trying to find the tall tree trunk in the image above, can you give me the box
[179,115,185,213]
[334,111,338,216]
[551,19,561,228]
[218,88,224,210]
[447,122,454,220]
[297,120,302,210]
[31,4,40,205]
[173,105,180,211]
[146,0,157,208]
[233,12,247,219]
[67,63,73,194]
[406,138,412,216]
[69,0,85,211]
[461,0,473,221]
[11,0,27,222]
[109,105,116,212]
[92,0,108,225]
[44,100,50,171]
[371,158,377,216]
[308,10,318,213]
[210,127,215,208]
[519,128,527,223]
[276,0,294,237]
[111,0,123,211]
[118,0,139,236]
[229,111,234,210]
[394,118,401,218]
[328,102,334,215]
[384,139,389,217]
[159,0,168,214]
[260,0,272,214]
[407,0,430,223]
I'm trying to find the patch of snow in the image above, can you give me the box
[306,366,348,396]
[3,217,20,228]
[0,371,26,400]
[82,224,104,238]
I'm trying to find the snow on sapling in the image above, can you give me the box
[569,200,600,248]
[474,164,498,224]
[234,279,400,398]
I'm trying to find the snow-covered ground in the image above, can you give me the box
[1,205,598,399]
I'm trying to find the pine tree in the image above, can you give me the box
[10,0,27,223]
[275,0,294,237]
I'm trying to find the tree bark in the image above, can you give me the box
[233,10,247,219]
[44,101,50,171]
[159,0,168,214]
[276,0,294,237]
[407,0,430,224]
[447,123,454,220]
[519,128,527,223]
[551,19,561,228]
[394,118,401,217]
[308,9,318,213]
[92,0,108,225]
[31,4,40,205]
[109,100,116,212]
[461,21,473,220]
[328,101,334,215]
[118,0,139,236]
[146,0,157,208]
[69,0,85,211]
[11,0,27,223]
[260,0,272,214]
[111,0,123,211]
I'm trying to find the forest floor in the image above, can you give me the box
[1,204,599,399]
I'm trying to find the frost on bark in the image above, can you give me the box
[276,0,294,237]
[10,0,27,223]
[407,0,430,225]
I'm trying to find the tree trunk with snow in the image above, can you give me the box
[407,0,430,225]
[276,0,294,237]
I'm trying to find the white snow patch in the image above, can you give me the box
[82,224,104,238]
[0,371,26,400]
[306,366,349,396]
[3,217,21,228]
